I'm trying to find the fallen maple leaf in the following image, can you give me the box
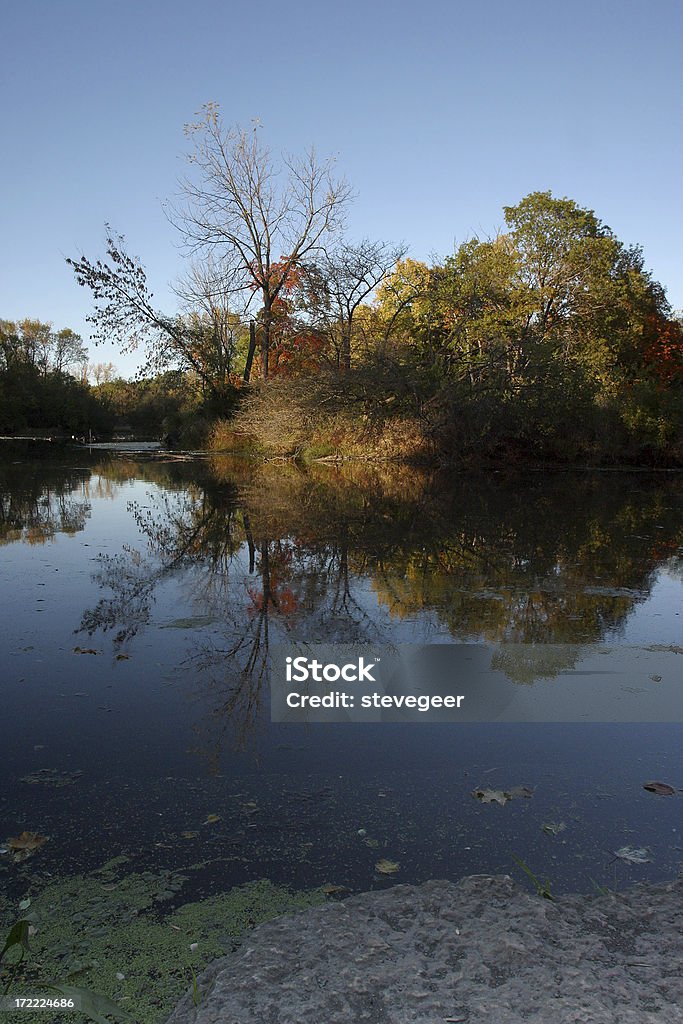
[321,883,348,895]
[542,821,566,836]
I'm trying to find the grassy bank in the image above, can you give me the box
[204,373,683,467]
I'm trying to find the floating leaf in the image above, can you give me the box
[542,821,566,836]
[507,785,534,799]
[473,788,509,805]
[643,781,676,796]
[73,647,99,655]
[375,858,400,875]
[204,814,221,824]
[6,831,49,862]
[473,785,533,805]
[115,653,130,661]
[321,883,348,895]
[181,831,199,839]
[614,845,652,864]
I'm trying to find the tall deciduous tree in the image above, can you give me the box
[304,239,407,373]
[501,191,668,367]
[172,104,352,378]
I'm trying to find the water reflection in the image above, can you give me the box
[72,458,683,753]
[0,459,92,544]
[0,447,196,545]
[82,459,683,646]
[2,447,683,895]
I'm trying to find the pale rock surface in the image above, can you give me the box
[167,875,683,1024]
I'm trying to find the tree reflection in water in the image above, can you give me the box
[0,458,92,544]
[78,458,683,757]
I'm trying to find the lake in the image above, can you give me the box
[1,442,682,901]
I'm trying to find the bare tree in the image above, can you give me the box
[172,104,353,378]
[304,239,407,373]
[173,258,246,394]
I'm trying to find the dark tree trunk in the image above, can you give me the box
[341,327,351,374]
[243,321,257,383]
[261,301,271,380]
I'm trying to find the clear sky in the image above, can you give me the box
[2,0,681,378]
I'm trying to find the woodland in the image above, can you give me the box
[3,106,681,463]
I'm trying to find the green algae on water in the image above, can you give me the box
[0,862,324,1024]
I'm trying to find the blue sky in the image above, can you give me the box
[2,0,681,378]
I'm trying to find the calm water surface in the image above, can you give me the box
[1,443,682,899]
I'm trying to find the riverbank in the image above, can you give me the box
[207,374,683,467]
[167,874,683,1024]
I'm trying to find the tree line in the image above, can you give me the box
[0,318,199,437]
[0,318,101,435]
[10,103,683,459]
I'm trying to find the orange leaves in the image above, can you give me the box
[270,331,327,378]
[247,583,300,618]
[276,587,299,615]
[247,257,306,294]
[247,549,300,619]
[643,315,683,385]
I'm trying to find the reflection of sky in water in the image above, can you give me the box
[1,450,682,897]
[604,566,682,645]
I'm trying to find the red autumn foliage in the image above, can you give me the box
[643,316,683,385]
[248,257,328,377]
[246,547,300,618]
